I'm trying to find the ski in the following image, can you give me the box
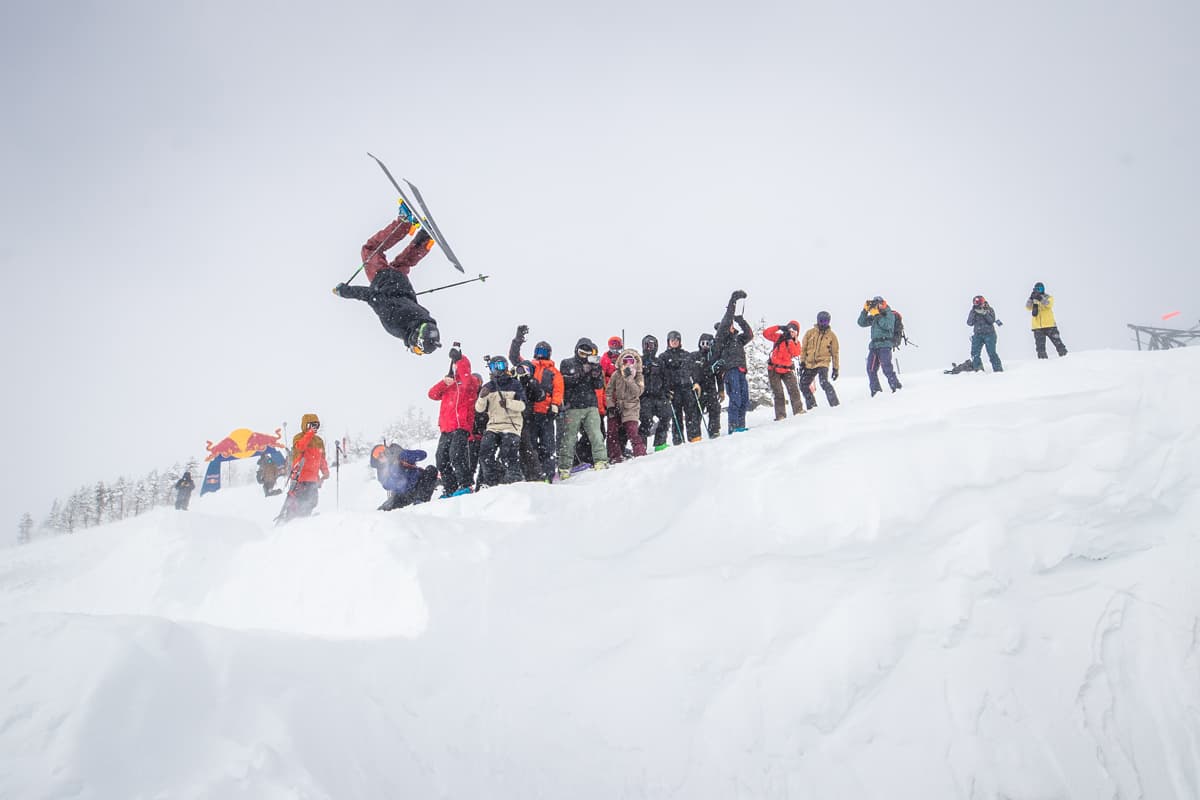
[366,152,464,273]
[402,178,464,273]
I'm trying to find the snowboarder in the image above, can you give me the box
[333,212,441,355]
[713,290,754,433]
[557,338,609,479]
[281,413,331,520]
[1025,281,1068,358]
[967,295,1004,371]
[428,345,480,497]
[857,296,903,396]
[174,471,195,510]
[799,311,840,409]
[370,443,438,510]
[762,321,805,420]
[474,356,527,488]
[605,349,648,462]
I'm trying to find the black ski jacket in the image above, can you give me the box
[659,346,692,393]
[340,269,435,341]
[713,304,753,374]
[641,352,667,397]
[689,349,719,392]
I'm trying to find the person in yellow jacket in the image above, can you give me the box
[1025,281,1068,359]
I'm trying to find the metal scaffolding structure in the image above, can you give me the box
[1127,320,1200,351]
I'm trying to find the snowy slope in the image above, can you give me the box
[2,350,1199,799]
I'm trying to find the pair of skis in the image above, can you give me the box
[367,152,464,274]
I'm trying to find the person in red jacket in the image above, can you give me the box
[763,321,806,420]
[278,413,331,523]
[428,345,481,497]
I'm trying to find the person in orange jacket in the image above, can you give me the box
[762,321,806,420]
[279,413,331,521]
[510,325,565,481]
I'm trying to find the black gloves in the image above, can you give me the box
[623,366,633,378]
[731,289,747,302]
[478,385,492,398]
[831,367,839,381]
[515,324,529,342]
[449,347,462,363]
[333,283,347,296]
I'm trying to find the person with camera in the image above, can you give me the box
[637,334,673,451]
[857,296,903,397]
[556,338,610,479]
[605,348,648,462]
[474,355,528,488]
[967,295,1004,372]
[428,343,480,497]
[1025,281,1068,359]
[713,290,755,433]
[799,311,840,409]
[762,320,806,420]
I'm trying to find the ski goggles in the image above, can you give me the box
[621,355,636,365]
[488,357,509,373]
[515,362,532,377]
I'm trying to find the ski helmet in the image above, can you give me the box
[641,334,659,356]
[973,295,987,307]
[607,336,623,352]
[533,341,552,359]
[667,330,682,346]
[575,338,598,358]
[698,332,714,349]
[816,311,831,327]
[488,355,510,376]
[1033,282,1045,293]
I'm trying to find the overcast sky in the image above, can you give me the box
[2,0,1198,537]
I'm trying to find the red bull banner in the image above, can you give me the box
[200,428,286,495]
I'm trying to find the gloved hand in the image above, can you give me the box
[449,347,462,362]
[996,319,1004,327]
[549,404,559,415]
[831,367,839,381]
[799,361,806,370]
[333,283,347,296]
[515,324,529,342]
[623,366,633,378]
[730,289,747,302]
[478,385,492,398]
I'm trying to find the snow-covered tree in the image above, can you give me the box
[382,407,439,447]
[746,318,774,410]
[17,512,34,545]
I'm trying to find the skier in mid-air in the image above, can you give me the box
[334,205,442,355]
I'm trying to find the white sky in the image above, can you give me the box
[2,1,1199,536]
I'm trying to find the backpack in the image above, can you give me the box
[891,310,906,349]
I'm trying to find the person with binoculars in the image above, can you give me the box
[857,296,903,397]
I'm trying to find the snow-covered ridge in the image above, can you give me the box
[2,349,1198,799]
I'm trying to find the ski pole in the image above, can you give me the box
[416,274,489,296]
[335,441,343,510]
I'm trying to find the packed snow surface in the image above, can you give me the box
[3,349,1199,799]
